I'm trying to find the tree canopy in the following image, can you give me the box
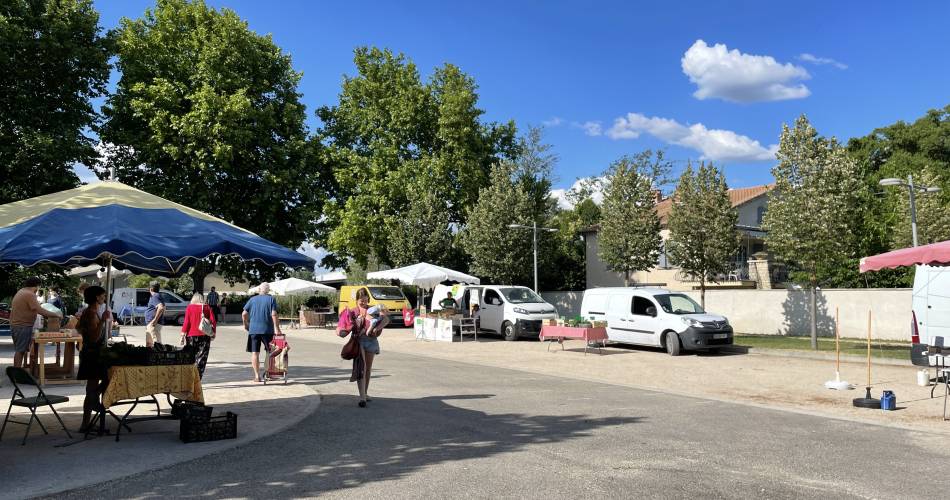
[0,0,111,204]
[98,0,325,287]
[316,47,519,269]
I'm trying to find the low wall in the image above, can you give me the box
[540,288,912,341]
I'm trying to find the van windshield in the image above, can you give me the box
[654,294,704,314]
[367,286,406,301]
[499,287,545,304]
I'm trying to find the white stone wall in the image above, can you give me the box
[541,288,913,341]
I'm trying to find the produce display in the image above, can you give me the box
[96,342,196,367]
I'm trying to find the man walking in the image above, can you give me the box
[242,283,281,382]
[10,277,62,367]
[207,286,220,323]
[144,282,165,347]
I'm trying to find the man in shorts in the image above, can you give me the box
[10,277,62,367]
[242,282,281,382]
[144,282,165,347]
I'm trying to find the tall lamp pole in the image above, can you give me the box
[880,175,941,247]
[508,222,558,292]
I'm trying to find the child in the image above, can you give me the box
[366,304,389,334]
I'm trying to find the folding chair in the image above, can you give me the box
[1,366,72,445]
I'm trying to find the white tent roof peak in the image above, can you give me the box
[366,262,479,289]
[249,277,335,295]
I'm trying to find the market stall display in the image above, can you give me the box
[29,331,83,386]
[539,325,609,355]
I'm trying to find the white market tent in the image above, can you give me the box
[249,277,336,296]
[367,262,480,289]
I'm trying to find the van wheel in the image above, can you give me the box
[501,321,517,341]
[664,331,681,356]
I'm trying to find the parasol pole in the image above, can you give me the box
[104,254,113,345]
[825,306,851,390]
[853,309,880,408]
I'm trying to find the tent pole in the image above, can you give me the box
[104,255,113,345]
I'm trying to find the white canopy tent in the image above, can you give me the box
[367,262,479,310]
[249,277,336,295]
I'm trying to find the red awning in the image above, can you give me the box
[860,240,950,273]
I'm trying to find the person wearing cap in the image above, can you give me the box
[10,277,63,368]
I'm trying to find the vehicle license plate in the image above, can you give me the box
[713,333,729,339]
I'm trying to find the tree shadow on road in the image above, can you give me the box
[63,393,643,498]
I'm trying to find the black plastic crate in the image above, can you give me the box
[180,412,237,443]
[171,400,213,423]
[147,349,196,366]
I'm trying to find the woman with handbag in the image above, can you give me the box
[338,288,388,407]
[181,292,217,378]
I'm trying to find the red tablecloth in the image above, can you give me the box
[539,325,608,342]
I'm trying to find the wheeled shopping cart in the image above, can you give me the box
[263,334,290,384]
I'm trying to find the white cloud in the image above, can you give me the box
[606,112,777,162]
[681,40,811,103]
[550,177,606,209]
[797,53,848,70]
[542,117,564,127]
[572,121,603,136]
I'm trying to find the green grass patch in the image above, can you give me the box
[734,334,911,360]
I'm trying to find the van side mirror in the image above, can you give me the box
[646,306,657,317]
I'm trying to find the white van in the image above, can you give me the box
[430,284,558,341]
[579,287,733,355]
[111,288,191,326]
[911,265,950,363]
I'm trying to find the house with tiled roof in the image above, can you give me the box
[581,183,776,291]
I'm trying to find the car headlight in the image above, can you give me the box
[681,317,703,328]
[513,307,529,315]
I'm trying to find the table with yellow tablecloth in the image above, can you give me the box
[103,364,203,408]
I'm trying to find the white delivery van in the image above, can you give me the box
[911,265,950,364]
[431,284,558,341]
[580,287,733,355]
[111,288,191,326]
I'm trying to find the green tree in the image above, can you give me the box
[666,162,738,308]
[98,0,325,290]
[598,152,670,286]
[316,47,518,269]
[460,163,536,285]
[763,115,863,349]
[890,168,950,249]
[388,163,456,267]
[0,0,111,204]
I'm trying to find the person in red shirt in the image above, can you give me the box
[180,292,216,378]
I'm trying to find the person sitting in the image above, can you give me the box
[471,304,481,330]
[438,291,458,310]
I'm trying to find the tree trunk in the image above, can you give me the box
[809,274,818,350]
[190,260,214,294]
[700,279,706,310]
[624,270,630,287]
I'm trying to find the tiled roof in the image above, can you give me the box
[580,183,774,232]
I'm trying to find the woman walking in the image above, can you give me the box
[76,286,109,433]
[181,292,216,378]
[339,288,388,407]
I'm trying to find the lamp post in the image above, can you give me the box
[879,175,941,247]
[508,222,558,292]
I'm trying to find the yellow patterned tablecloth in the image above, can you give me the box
[103,364,204,409]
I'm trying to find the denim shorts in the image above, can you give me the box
[359,335,380,355]
[246,334,273,353]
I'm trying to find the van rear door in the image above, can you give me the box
[921,265,950,348]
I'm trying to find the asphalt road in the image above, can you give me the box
[55,329,950,499]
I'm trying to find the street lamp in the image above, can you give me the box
[879,174,942,247]
[508,222,558,292]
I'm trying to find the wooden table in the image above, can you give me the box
[29,334,83,386]
[539,326,609,355]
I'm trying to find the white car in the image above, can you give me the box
[111,287,191,326]
[431,284,558,341]
[580,287,733,355]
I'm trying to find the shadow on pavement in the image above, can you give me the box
[55,393,642,498]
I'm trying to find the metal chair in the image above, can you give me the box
[1,366,72,445]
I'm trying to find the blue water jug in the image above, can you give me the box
[881,390,896,411]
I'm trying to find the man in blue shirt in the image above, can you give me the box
[242,283,282,382]
[144,282,165,347]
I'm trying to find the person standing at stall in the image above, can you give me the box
[242,283,281,382]
[206,286,220,323]
[76,285,109,433]
[180,292,216,378]
[10,277,62,368]
[144,282,165,347]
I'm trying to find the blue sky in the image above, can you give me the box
[89,0,950,197]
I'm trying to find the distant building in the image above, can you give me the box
[581,184,776,291]
[313,271,347,289]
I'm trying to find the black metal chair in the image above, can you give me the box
[1,366,72,445]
